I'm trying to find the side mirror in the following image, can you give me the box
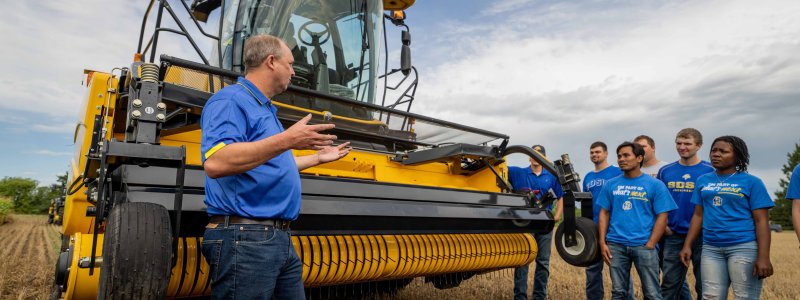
[400,30,412,75]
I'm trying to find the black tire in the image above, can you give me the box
[98,202,172,300]
[554,217,601,267]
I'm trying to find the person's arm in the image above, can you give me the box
[680,205,703,267]
[295,142,351,171]
[205,114,336,178]
[552,197,563,222]
[793,200,800,246]
[752,209,774,278]
[599,208,612,265]
[646,213,668,249]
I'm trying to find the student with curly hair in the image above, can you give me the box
[680,136,774,299]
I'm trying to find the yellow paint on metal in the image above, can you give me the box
[383,0,415,10]
[64,233,102,300]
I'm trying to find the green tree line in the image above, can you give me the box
[770,142,800,230]
[0,173,67,215]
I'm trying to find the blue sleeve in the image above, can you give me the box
[596,184,612,211]
[788,164,800,199]
[200,98,247,162]
[656,165,665,182]
[552,176,564,198]
[582,173,590,193]
[653,180,678,214]
[690,183,703,206]
[749,177,775,210]
[507,167,522,190]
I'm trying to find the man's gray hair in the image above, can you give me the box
[243,35,285,74]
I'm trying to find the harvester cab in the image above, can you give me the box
[52,0,598,299]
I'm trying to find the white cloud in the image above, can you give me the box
[31,150,71,157]
[408,0,800,193]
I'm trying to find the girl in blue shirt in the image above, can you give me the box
[680,136,774,299]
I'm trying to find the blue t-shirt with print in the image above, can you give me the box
[787,164,800,200]
[691,172,775,247]
[508,166,564,210]
[201,77,301,220]
[656,161,714,234]
[596,174,677,246]
[583,165,622,223]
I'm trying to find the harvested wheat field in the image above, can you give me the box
[0,215,61,299]
[1,216,798,299]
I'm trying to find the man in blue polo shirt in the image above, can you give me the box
[510,145,564,300]
[582,141,626,300]
[200,35,351,299]
[598,142,677,300]
[789,163,800,247]
[657,128,714,300]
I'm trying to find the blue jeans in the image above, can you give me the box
[608,243,662,300]
[514,231,552,300]
[201,223,305,300]
[586,260,634,300]
[661,234,702,300]
[701,241,763,300]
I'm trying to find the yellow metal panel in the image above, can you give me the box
[166,237,185,296]
[342,235,357,282]
[299,236,311,281]
[383,235,399,277]
[309,236,322,285]
[383,0,415,10]
[317,235,331,284]
[64,233,102,300]
[193,237,211,296]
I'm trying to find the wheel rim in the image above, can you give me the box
[561,230,586,256]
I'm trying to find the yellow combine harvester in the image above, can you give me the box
[52,0,599,298]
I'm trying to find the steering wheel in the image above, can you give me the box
[298,20,330,46]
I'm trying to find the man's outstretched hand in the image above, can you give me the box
[317,142,352,163]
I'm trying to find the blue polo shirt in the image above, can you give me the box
[508,166,564,210]
[787,164,800,200]
[583,165,622,223]
[691,172,774,247]
[596,174,677,246]
[656,161,714,234]
[201,77,301,220]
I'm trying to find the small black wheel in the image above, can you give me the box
[554,217,601,267]
[98,202,172,299]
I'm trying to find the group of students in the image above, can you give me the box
[511,128,800,300]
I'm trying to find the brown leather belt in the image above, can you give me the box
[209,215,291,230]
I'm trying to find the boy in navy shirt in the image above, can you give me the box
[509,145,563,300]
[598,142,677,300]
[582,141,627,300]
[657,128,714,300]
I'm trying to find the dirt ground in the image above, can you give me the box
[1,214,798,299]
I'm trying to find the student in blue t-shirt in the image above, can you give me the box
[680,136,774,300]
[656,128,714,300]
[509,145,564,300]
[597,142,677,300]
[788,163,800,247]
[582,141,627,300]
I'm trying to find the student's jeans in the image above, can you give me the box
[608,243,663,300]
[201,223,305,300]
[514,231,552,300]
[586,260,634,300]
[701,241,763,300]
[661,234,702,300]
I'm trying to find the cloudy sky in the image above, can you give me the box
[1,0,798,195]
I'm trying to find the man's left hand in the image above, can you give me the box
[317,142,352,163]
